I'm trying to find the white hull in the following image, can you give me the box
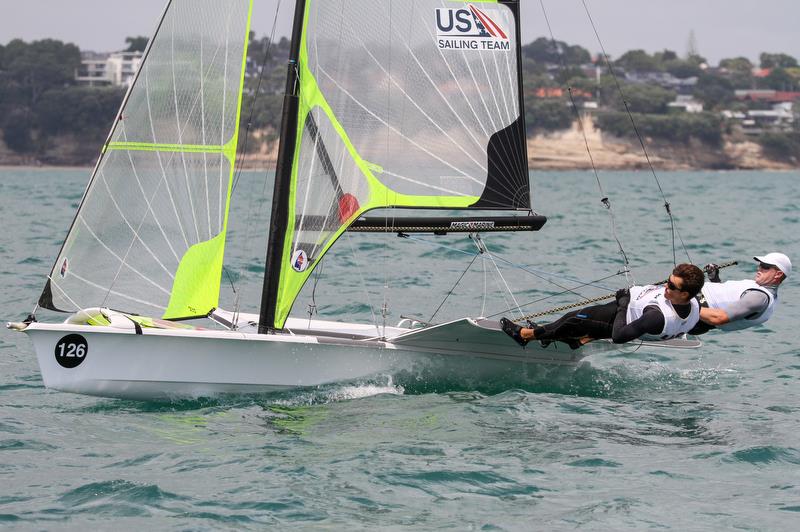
[21,316,589,400]
[22,315,700,400]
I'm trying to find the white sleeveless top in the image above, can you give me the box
[700,280,776,331]
[626,285,700,340]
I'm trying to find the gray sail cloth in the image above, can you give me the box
[290,1,529,269]
[40,0,251,317]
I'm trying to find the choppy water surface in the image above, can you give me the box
[1,168,799,529]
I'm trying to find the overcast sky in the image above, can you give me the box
[1,1,798,65]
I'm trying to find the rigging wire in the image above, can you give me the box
[579,0,691,266]
[428,251,480,324]
[538,0,634,286]
[226,0,283,311]
[232,0,283,194]
[479,235,526,318]
[485,270,625,320]
[307,258,324,328]
[344,232,383,337]
[404,234,620,295]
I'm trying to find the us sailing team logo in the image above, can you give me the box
[290,250,308,272]
[435,4,510,51]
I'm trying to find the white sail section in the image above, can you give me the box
[304,0,525,201]
[41,0,252,319]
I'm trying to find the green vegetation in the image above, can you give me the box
[596,111,723,146]
[0,39,119,163]
[526,99,573,134]
[0,34,797,165]
[757,132,800,162]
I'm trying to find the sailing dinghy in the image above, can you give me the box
[10,0,698,399]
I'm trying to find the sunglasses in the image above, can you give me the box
[666,279,685,292]
[757,263,777,271]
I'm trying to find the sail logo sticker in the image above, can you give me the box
[450,221,495,230]
[435,5,510,51]
[291,250,308,272]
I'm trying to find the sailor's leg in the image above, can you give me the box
[530,302,617,341]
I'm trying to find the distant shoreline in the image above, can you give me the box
[1,118,794,173]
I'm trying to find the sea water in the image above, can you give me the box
[1,168,799,529]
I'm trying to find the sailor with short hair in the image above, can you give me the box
[690,252,790,335]
[501,263,705,349]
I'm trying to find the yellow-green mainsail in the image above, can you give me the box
[269,1,504,329]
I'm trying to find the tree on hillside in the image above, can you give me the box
[693,73,734,110]
[614,49,661,72]
[124,36,149,53]
[759,68,799,91]
[522,37,590,66]
[720,56,753,73]
[719,56,754,89]
[686,53,707,66]
[36,86,124,136]
[521,56,547,77]
[759,52,798,69]
[665,59,702,79]
[654,50,678,63]
[525,99,572,133]
[554,66,586,85]
[1,39,81,106]
[613,83,675,114]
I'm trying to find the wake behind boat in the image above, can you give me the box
[10,0,699,400]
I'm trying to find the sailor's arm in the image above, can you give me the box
[699,290,769,326]
[699,307,730,326]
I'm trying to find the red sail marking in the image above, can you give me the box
[469,5,508,40]
[338,193,360,223]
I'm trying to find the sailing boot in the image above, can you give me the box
[500,317,528,347]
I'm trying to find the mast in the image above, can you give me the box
[259,0,307,334]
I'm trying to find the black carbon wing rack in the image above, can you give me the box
[347,215,547,235]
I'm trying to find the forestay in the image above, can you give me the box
[39,0,253,319]
[269,0,530,328]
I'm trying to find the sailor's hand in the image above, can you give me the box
[704,263,721,283]
[615,288,630,306]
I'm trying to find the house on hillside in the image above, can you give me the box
[75,51,142,87]
[623,70,698,95]
[724,100,795,134]
[735,89,800,104]
[668,95,703,113]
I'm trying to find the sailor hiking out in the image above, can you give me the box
[501,263,705,349]
[691,252,790,334]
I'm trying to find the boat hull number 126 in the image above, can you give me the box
[54,334,88,368]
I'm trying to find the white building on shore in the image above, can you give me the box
[75,51,142,87]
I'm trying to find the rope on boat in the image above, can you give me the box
[512,260,738,323]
